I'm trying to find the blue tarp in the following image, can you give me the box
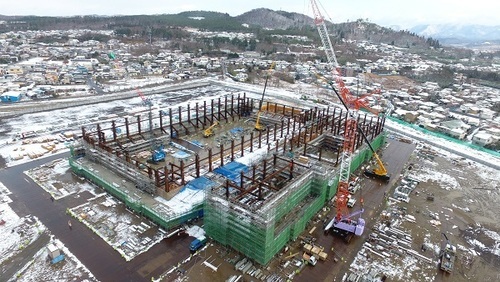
[51,254,65,264]
[172,151,190,159]
[213,161,248,183]
[190,140,204,148]
[184,176,218,191]
[229,127,244,135]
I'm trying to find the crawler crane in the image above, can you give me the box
[311,0,389,242]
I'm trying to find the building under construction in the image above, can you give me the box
[69,89,386,265]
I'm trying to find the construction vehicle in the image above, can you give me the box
[203,121,219,137]
[189,236,207,252]
[363,149,390,181]
[136,88,165,163]
[440,233,456,273]
[151,144,166,163]
[255,111,266,131]
[324,208,365,243]
[255,62,275,131]
[347,197,357,208]
[302,253,318,266]
[311,0,389,183]
[321,78,389,181]
[311,0,367,242]
[310,0,391,242]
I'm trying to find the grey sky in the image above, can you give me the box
[2,0,499,29]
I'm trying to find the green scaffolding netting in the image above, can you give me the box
[204,133,386,265]
[69,158,203,231]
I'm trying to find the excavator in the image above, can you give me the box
[203,121,219,137]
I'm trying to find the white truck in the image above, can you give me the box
[348,183,360,194]
[347,197,357,208]
[303,253,318,266]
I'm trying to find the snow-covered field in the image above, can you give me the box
[0,81,248,168]
[12,237,98,282]
[0,183,46,267]
[0,182,97,282]
[25,158,99,200]
[68,194,166,261]
[345,135,500,282]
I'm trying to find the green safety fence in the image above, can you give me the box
[274,180,312,226]
[69,157,203,231]
[387,116,499,158]
[290,196,324,240]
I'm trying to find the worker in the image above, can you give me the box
[68,220,72,230]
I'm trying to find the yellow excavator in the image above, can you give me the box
[203,121,219,137]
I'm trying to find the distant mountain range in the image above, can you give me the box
[236,8,314,30]
[237,10,500,45]
[410,24,500,44]
[1,8,499,46]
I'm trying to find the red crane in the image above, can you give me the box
[311,0,370,240]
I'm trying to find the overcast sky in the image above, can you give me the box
[2,0,499,29]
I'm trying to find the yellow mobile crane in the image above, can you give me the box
[203,121,219,137]
[364,151,390,182]
[255,62,275,131]
[255,111,266,131]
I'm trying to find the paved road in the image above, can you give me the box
[87,77,105,95]
[0,152,194,281]
[1,231,50,280]
[0,79,211,118]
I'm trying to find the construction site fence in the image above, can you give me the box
[387,117,500,169]
[69,157,203,231]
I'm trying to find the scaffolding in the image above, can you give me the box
[69,157,203,230]
[69,88,387,264]
[204,133,385,265]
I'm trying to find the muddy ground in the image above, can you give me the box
[400,142,499,282]
[171,137,499,282]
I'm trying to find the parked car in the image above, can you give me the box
[189,237,207,252]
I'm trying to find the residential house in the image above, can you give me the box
[472,131,494,146]
[437,120,470,139]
